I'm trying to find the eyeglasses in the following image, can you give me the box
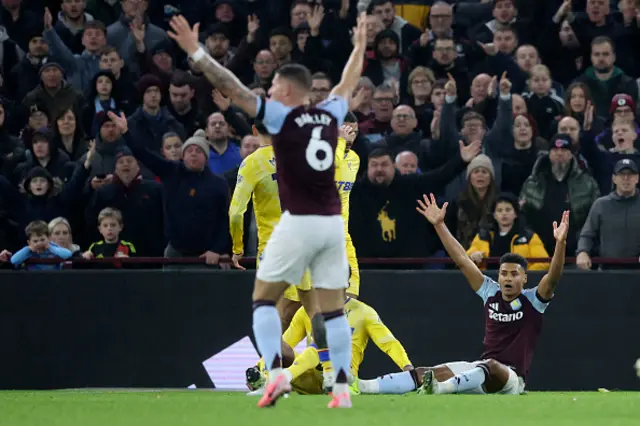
[412,79,431,86]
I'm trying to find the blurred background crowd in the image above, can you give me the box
[0,0,639,271]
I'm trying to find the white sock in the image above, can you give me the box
[357,379,380,394]
[375,371,417,394]
[283,369,293,383]
[252,305,282,384]
[440,367,487,394]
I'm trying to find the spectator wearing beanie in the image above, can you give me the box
[520,134,600,255]
[23,61,84,122]
[119,115,230,266]
[7,30,49,103]
[86,145,164,257]
[13,127,77,188]
[362,29,409,92]
[44,11,107,93]
[595,94,640,151]
[82,70,123,137]
[204,23,234,67]
[0,144,94,230]
[447,154,497,250]
[128,74,185,152]
[106,0,169,73]
[80,110,125,181]
[209,0,245,47]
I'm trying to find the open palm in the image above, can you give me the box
[553,210,570,242]
[416,193,448,225]
[168,16,200,56]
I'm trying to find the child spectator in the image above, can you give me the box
[523,65,564,141]
[10,220,73,270]
[467,193,549,271]
[161,132,183,161]
[83,207,135,260]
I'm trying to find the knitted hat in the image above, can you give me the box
[114,145,134,162]
[549,133,573,151]
[466,154,495,180]
[150,39,175,58]
[205,23,230,39]
[137,74,163,96]
[610,94,636,115]
[39,61,65,77]
[182,129,210,160]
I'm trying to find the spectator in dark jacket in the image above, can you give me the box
[114,112,229,265]
[52,107,88,162]
[166,71,206,139]
[97,46,137,115]
[23,61,84,122]
[574,36,638,119]
[127,74,186,152]
[0,101,24,177]
[0,0,42,51]
[0,145,93,229]
[363,29,409,92]
[7,30,48,103]
[86,145,164,257]
[86,0,122,26]
[368,0,421,54]
[82,69,123,137]
[375,105,430,170]
[53,0,96,55]
[79,111,125,181]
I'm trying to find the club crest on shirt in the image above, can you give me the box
[510,299,522,311]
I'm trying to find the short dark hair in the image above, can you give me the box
[432,79,447,91]
[26,220,49,238]
[276,63,312,91]
[499,253,528,269]
[368,0,392,13]
[290,0,312,10]
[492,192,520,215]
[83,20,107,36]
[495,25,518,38]
[368,148,392,161]
[435,35,455,45]
[493,0,515,9]
[170,70,194,88]
[462,111,486,126]
[98,46,119,58]
[311,71,332,85]
[592,35,615,52]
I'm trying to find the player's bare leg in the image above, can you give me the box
[252,279,292,407]
[276,297,301,331]
[316,288,352,408]
[418,360,511,394]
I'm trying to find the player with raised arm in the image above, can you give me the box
[414,193,569,395]
[168,14,368,409]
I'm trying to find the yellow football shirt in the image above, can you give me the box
[282,298,412,378]
[334,139,360,236]
[229,145,281,256]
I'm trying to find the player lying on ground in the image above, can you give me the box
[406,194,568,395]
[247,293,413,395]
[168,13,368,409]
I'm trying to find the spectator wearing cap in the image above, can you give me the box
[577,158,640,270]
[127,74,185,152]
[44,10,107,93]
[7,31,49,103]
[0,0,42,51]
[595,94,640,151]
[53,0,96,55]
[575,36,638,119]
[23,61,84,122]
[0,101,24,177]
[520,134,600,255]
[118,114,230,267]
[204,112,242,175]
[0,143,94,229]
[82,70,123,137]
[467,192,549,271]
[581,117,640,194]
[106,0,169,70]
[210,0,244,47]
[204,23,234,67]
[13,127,77,188]
[363,29,409,92]
[86,145,164,257]
[167,71,206,138]
[368,0,421,54]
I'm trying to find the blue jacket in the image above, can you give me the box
[123,132,230,254]
[10,242,73,270]
[208,142,242,176]
[43,28,101,93]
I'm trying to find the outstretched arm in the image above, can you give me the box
[330,12,367,99]
[168,16,258,116]
[416,193,484,291]
[537,210,569,300]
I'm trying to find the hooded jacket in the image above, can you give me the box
[575,66,638,119]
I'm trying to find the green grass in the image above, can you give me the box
[0,391,638,426]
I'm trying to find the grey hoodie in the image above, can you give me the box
[577,190,640,258]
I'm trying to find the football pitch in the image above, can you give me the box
[1,391,639,426]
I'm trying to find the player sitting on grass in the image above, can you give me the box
[247,290,413,395]
[412,193,568,395]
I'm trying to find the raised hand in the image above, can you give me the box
[84,139,97,169]
[444,73,457,97]
[168,15,200,56]
[419,31,430,47]
[459,140,481,163]
[0,249,12,262]
[583,101,594,131]
[107,111,128,133]
[44,7,53,30]
[469,251,484,265]
[487,75,498,98]
[553,210,570,243]
[130,20,146,45]
[416,193,448,226]
[213,89,230,111]
[554,0,572,23]
[247,14,260,43]
[499,72,511,95]
[309,5,325,36]
[430,109,441,139]
[478,41,497,56]
[339,124,357,143]
[353,12,367,48]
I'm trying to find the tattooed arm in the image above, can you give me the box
[168,16,258,117]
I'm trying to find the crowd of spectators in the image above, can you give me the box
[0,0,639,271]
